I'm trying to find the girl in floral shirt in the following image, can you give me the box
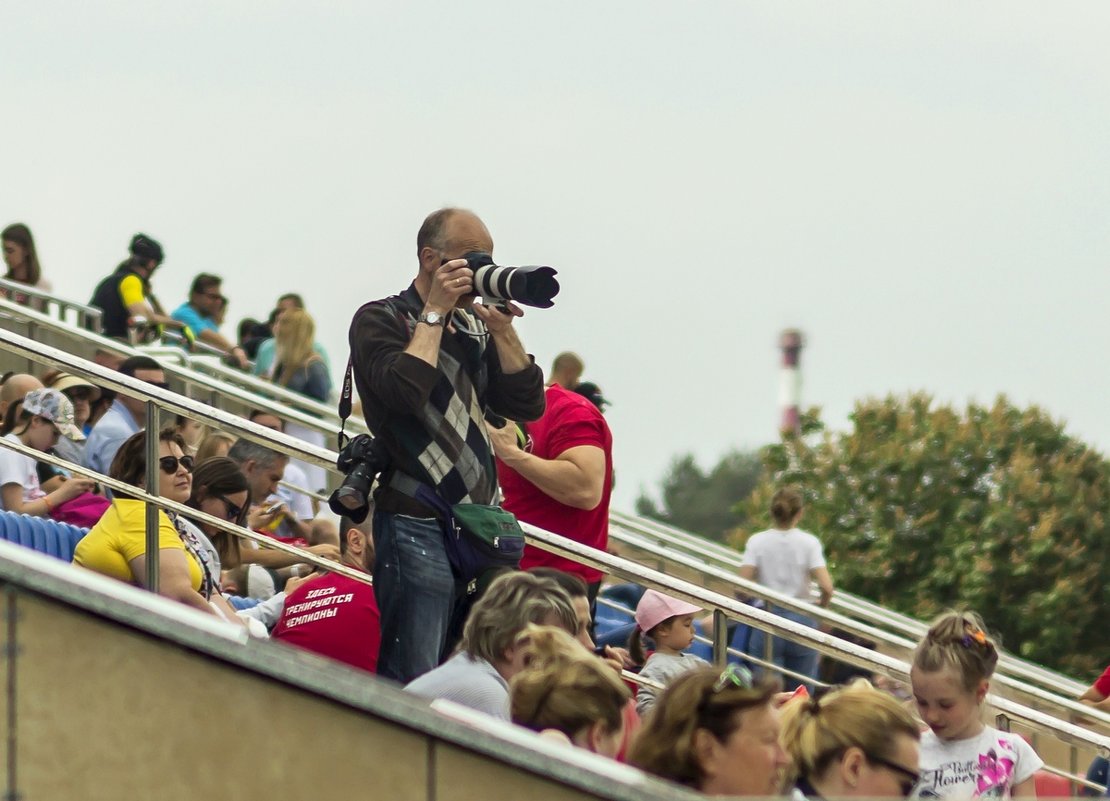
[910,612,1043,799]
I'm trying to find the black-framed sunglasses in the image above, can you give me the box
[217,495,244,523]
[864,753,921,798]
[159,455,195,474]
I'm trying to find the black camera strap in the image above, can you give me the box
[337,356,355,452]
[336,296,410,453]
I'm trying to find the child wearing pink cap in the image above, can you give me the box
[629,589,710,716]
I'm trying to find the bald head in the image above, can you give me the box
[550,352,584,389]
[0,374,43,417]
[417,208,491,260]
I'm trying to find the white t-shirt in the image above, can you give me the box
[0,433,45,510]
[914,726,1044,799]
[741,527,826,600]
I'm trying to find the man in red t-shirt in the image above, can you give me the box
[488,382,613,604]
[1079,664,1110,710]
[271,516,380,673]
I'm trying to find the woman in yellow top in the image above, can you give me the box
[74,428,241,622]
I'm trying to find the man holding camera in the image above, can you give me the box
[348,207,545,683]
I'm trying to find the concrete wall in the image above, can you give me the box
[0,590,619,801]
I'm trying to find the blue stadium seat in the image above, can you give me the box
[0,510,88,561]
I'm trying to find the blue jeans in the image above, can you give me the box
[747,608,820,692]
[372,511,456,684]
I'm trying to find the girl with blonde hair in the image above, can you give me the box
[510,625,631,758]
[272,309,330,402]
[910,611,1043,798]
[781,680,921,799]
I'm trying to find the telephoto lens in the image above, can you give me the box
[464,251,560,309]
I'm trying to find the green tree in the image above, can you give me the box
[733,394,1110,678]
[636,449,762,543]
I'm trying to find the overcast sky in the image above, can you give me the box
[3,2,1109,510]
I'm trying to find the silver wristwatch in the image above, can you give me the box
[418,310,446,327]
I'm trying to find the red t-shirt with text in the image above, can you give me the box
[271,571,381,673]
[498,385,612,584]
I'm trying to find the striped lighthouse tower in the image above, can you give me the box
[779,329,805,435]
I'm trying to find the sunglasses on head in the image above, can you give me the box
[159,455,194,474]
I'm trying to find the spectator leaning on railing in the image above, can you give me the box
[171,273,249,368]
[89,233,177,339]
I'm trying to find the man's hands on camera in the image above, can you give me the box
[424,258,474,316]
[471,300,523,334]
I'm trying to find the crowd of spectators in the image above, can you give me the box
[0,214,1077,799]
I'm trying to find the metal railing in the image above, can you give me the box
[0,328,364,591]
[0,297,368,444]
[5,316,1106,730]
[523,521,1110,795]
[596,596,833,691]
[0,278,103,332]
[1,316,1106,787]
[609,509,1095,700]
[160,328,256,370]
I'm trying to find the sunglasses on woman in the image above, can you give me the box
[864,754,921,799]
[159,455,195,474]
[217,495,244,523]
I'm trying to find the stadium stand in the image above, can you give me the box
[0,288,1107,795]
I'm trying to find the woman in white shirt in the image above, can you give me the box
[739,487,834,691]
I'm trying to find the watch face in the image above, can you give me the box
[424,311,443,325]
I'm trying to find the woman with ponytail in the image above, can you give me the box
[910,611,1043,798]
[740,486,834,690]
[781,680,921,799]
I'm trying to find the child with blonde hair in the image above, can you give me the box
[910,611,1043,798]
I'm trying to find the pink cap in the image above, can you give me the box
[634,589,701,632]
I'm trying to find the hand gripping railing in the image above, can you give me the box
[608,509,1094,701]
[159,329,256,370]
[0,277,104,333]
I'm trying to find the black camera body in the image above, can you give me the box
[464,251,560,309]
[327,434,391,523]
